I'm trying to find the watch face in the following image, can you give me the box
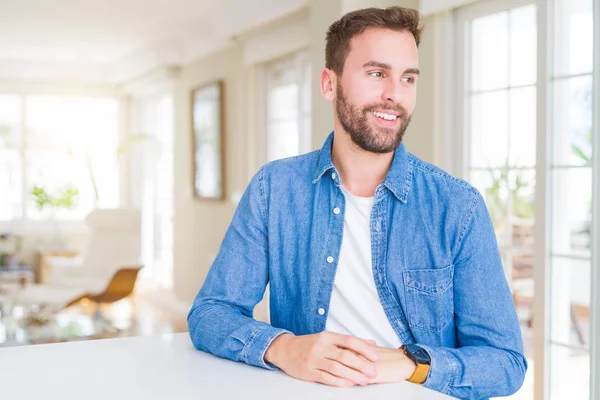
[406,344,431,365]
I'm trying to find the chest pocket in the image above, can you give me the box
[403,265,454,332]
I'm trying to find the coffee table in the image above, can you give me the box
[0,303,97,347]
[0,266,34,291]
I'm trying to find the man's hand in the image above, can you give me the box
[365,346,417,384]
[264,332,379,388]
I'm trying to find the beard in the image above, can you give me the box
[335,83,412,154]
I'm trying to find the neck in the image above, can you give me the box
[331,126,394,198]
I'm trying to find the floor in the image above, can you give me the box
[69,283,189,338]
[0,281,189,346]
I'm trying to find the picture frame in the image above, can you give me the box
[191,81,224,200]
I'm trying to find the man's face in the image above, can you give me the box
[334,28,419,154]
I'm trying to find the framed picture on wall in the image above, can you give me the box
[191,81,224,200]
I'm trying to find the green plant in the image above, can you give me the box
[572,130,592,166]
[572,83,593,165]
[484,164,535,224]
[571,130,593,250]
[31,186,79,212]
[0,125,9,139]
[117,133,153,156]
[62,148,99,206]
[62,133,153,207]
[84,133,155,206]
[0,125,15,148]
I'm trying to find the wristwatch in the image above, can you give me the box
[400,344,431,385]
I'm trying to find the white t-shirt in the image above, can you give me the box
[325,186,402,349]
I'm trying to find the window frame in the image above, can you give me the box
[454,0,598,398]
[128,92,175,289]
[258,49,311,165]
[589,0,599,398]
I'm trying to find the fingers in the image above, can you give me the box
[323,346,377,379]
[313,369,355,388]
[315,356,371,386]
[326,332,379,362]
[291,332,381,388]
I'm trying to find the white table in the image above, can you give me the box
[0,333,455,399]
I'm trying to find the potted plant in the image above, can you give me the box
[571,130,593,250]
[30,185,79,249]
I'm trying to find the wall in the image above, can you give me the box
[308,0,342,148]
[172,44,249,304]
[172,10,314,306]
[403,12,438,164]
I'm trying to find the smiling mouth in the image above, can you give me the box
[371,111,399,121]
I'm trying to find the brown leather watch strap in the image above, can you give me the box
[407,363,430,385]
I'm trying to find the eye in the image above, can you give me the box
[369,71,384,78]
[402,76,416,84]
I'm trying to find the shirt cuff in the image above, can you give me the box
[242,325,293,370]
[418,344,459,395]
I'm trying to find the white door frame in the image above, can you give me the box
[590,1,600,398]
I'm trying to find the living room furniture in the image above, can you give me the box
[36,250,79,284]
[12,208,143,312]
[0,266,34,292]
[12,265,143,311]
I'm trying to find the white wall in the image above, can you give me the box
[172,43,248,303]
[420,0,479,16]
[403,12,439,164]
[308,0,342,148]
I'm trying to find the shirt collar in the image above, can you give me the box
[312,131,413,203]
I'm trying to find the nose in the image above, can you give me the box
[381,79,403,104]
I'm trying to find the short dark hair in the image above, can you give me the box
[325,7,424,75]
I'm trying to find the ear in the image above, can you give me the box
[319,68,336,102]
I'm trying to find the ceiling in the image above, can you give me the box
[0,0,307,84]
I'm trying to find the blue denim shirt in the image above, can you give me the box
[188,133,527,400]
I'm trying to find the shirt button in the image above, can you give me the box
[331,172,337,180]
[327,256,334,263]
[333,207,340,215]
[318,308,325,315]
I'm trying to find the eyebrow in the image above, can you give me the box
[362,61,420,75]
[404,68,421,75]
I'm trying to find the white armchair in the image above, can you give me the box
[13,209,143,311]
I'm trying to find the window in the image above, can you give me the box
[0,95,22,221]
[0,95,120,223]
[459,7,538,390]
[130,94,174,289]
[254,51,311,322]
[548,1,594,399]
[263,51,311,162]
[466,2,538,301]
[456,0,596,398]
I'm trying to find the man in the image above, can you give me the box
[188,6,527,400]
